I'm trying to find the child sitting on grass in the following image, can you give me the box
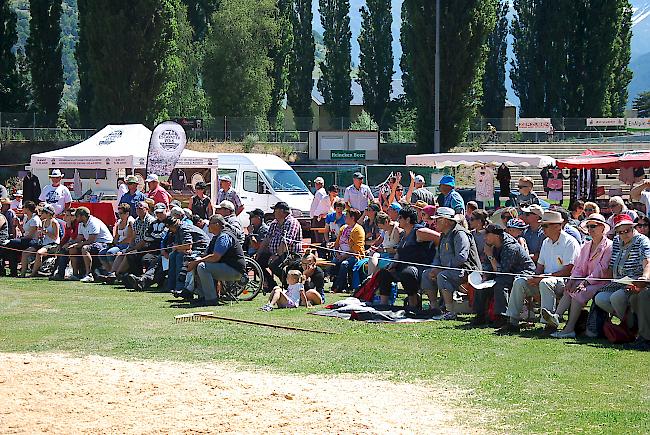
[260,269,304,311]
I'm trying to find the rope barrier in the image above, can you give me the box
[0,240,187,258]
[0,162,30,167]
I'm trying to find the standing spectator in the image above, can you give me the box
[39,169,72,215]
[521,204,546,263]
[474,225,535,327]
[190,181,214,220]
[255,201,303,289]
[499,211,580,334]
[1,198,17,238]
[22,171,41,204]
[327,184,340,208]
[119,175,147,218]
[344,172,374,213]
[438,175,465,215]
[378,174,398,210]
[116,177,128,205]
[10,190,23,210]
[407,172,436,205]
[217,175,244,216]
[309,177,331,243]
[245,208,269,256]
[146,174,171,207]
[508,177,540,208]
[68,207,114,283]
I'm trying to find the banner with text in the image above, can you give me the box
[518,118,552,133]
[586,118,625,127]
[626,118,650,131]
[146,121,187,178]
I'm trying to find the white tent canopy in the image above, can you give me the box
[30,124,218,169]
[406,151,555,168]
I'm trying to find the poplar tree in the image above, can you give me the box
[317,0,352,127]
[358,0,393,127]
[287,0,314,131]
[26,0,64,126]
[481,0,508,119]
[267,0,293,129]
[0,0,29,112]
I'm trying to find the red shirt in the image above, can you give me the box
[148,186,170,206]
[61,220,79,245]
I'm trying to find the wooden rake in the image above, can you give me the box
[175,312,336,335]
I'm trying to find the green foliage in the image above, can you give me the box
[76,0,188,127]
[183,0,219,41]
[267,0,293,130]
[350,110,378,130]
[511,0,633,118]
[386,101,416,143]
[358,0,393,128]
[399,0,414,106]
[633,91,650,117]
[481,0,508,119]
[0,0,29,112]
[317,0,352,126]
[203,0,278,131]
[242,134,258,153]
[403,0,497,153]
[287,0,315,131]
[26,0,64,127]
[59,101,80,128]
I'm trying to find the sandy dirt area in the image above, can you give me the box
[0,353,487,434]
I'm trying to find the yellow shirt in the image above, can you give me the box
[336,223,366,258]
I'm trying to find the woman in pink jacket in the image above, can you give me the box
[542,213,613,338]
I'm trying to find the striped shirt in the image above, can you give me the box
[610,233,650,279]
[132,213,155,246]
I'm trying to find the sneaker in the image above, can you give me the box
[259,304,273,312]
[434,311,457,321]
[67,275,82,281]
[550,330,576,339]
[79,274,94,283]
[541,308,560,329]
[123,274,136,290]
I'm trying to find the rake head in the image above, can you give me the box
[174,312,215,323]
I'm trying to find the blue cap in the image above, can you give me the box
[389,202,402,212]
[439,175,455,187]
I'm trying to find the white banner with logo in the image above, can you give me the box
[146,121,187,177]
[586,118,625,127]
[518,118,553,133]
[626,118,650,131]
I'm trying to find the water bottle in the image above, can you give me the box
[389,282,398,306]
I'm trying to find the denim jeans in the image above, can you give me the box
[196,262,243,301]
[168,250,185,291]
[333,256,358,292]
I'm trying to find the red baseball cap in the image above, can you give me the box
[613,214,635,229]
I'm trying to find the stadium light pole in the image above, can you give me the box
[434,0,441,154]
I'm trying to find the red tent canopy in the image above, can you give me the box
[556,149,650,169]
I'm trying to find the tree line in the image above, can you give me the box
[0,0,637,152]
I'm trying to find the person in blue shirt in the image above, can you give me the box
[438,175,465,215]
[119,175,146,218]
[324,199,346,242]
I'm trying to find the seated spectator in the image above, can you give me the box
[473,224,535,327]
[499,211,580,334]
[606,196,638,236]
[421,207,482,320]
[438,175,465,216]
[20,204,60,278]
[555,207,583,244]
[635,214,650,238]
[541,214,612,338]
[362,203,381,247]
[165,216,210,294]
[49,208,79,281]
[508,177,540,208]
[375,207,434,308]
[330,208,365,293]
[497,206,518,229]
[469,209,489,264]
[68,207,114,283]
[261,269,305,311]
[628,282,650,351]
[569,200,585,225]
[594,214,650,321]
[1,198,17,238]
[190,181,214,220]
[301,253,325,305]
[4,201,41,277]
[367,211,402,276]
[215,200,244,245]
[521,204,546,263]
[506,218,530,254]
[98,204,134,276]
[187,214,246,306]
[386,202,402,222]
[583,201,600,216]
[465,201,479,223]
[255,201,303,290]
[245,208,269,256]
[324,200,346,243]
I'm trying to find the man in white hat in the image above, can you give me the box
[10,190,23,211]
[216,200,244,245]
[216,175,244,216]
[146,174,171,207]
[309,176,330,243]
[421,207,482,320]
[39,169,72,215]
[408,172,436,206]
[521,204,546,263]
[498,211,580,335]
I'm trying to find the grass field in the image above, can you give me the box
[1,278,648,434]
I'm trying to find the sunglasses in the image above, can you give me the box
[541,223,560,229]
[584,208,595,212]
[585,224,601,229]
[517,185,530,189]
[616,228,633,235]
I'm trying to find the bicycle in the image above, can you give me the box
[219,256,265,302]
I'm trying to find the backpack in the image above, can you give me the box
[448,225,482,272]
[354,272,380,302]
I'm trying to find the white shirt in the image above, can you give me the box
[116,183,128,205]
[10,199,22,210]
[79,216,114,244]
[23,214,42,238]
[538,231,581,275]
[641,191,650,216]
[286,282,304,306]
[344,184,374,211]
[39,184,72,215]
[310,188,331,218]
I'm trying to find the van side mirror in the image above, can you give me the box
[258,182,269,195]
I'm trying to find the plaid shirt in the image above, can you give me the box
[217,188,243,210]
[266,215,303,255]
[133,213,155,246]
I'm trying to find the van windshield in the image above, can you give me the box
[262,170,309,192]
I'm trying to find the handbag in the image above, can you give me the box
[603,311,637,344]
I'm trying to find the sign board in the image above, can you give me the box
[31,156,133,168]
[146,121,188,177]
[518,118,552,133]
[587,118,625,127]
[331,150,366,160]
[627,118,650,131]
[173,118,203,130]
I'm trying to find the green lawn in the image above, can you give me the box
[1,278,648,434]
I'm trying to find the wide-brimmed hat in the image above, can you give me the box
[540,211,563,225]
[126,175,138,184]
[414,200,428,209]
[612,213,636,229]
[580,213,610,233]
[433,207,456,221]
[217,200,235,212]
[49,169,63,178]
[521,204,544,218]
[439,175,455,187]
